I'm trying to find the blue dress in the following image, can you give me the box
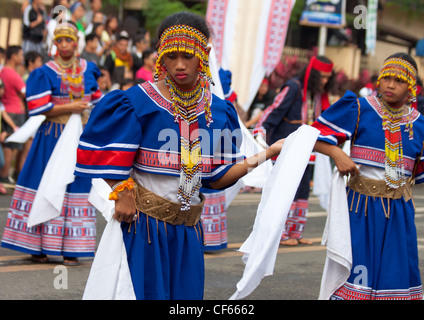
[1,59,102,257]
[312,91,424,299]
[75,81,243,299]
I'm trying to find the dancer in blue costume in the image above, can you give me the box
[75,12,285,300]
[1,21,102,266]
[313,52,424,299]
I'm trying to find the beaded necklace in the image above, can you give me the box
[165,75,204,209]
[380,100,407,188]
[377,57,418,188]
[56,55,84,102]
[156,25,213,210]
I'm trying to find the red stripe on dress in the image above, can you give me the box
[27,94,52,111]
[77,148,135,167]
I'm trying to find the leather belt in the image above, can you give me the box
[347,174,412,202]
[134,183,204,226]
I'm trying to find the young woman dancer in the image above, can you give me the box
[75,12,284,299]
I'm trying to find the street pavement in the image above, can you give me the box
[2,184,424,301]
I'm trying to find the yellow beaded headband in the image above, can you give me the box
[154,24,212,84]
[377,57,418,107]
[53,22,78,42]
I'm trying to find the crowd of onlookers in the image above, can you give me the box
[20,0,156,91]
[0,0,157,192]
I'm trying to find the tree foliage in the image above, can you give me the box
[143,0,207,38]
[385,0,424,18]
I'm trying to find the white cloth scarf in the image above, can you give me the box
[27,113,82,227]
[230,125,319,300]
[83,178,136,300]
[318,170,352,300]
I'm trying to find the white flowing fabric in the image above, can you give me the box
[312,152,332,211]
[5,115,46,143]
[230,125,319,300]
[207,0,296,111]
[208,43,273,206]
[83,178,136,300]
[27,113,82,227]
[318,170,352,300]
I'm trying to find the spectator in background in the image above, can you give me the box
[23,51,43,82]
[91,22,106,62]
[102,15,118,55]
[135,49,156,83]
[22,0,46,56]
[69,1,86,54]
[0,46,27,184]
[85,11,104,35]
[245,78,276,129]
[84,0,102,27]
[0,80,9,194]
[104,30,133,86]
[97,67,111,95]
[359,74,378,97]
[131,29,150,76]
[81,33,100,65]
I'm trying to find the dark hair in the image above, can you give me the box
[6,46,22,60]
[24,51,42,68]
[134,29,148,44]
[142,48,155,62]
[92,23,103,35]
[156,11,210,46]
[385,52,418,73]
[298,55,336,95]
[85,33,98,42]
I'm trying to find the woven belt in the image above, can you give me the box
[347,174,412,202]
[134,183,204,226]
[283,117,302,124]
[46,112,89,125]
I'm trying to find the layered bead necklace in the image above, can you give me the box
[377,57,418,188]
[156,24,213,210]
[56,55,85,102]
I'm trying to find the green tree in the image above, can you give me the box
[143,0,207,37]
[385,0,424,19]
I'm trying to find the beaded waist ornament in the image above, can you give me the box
[53,23,85,102]
[377,57,418,188]
[155,24,214,210]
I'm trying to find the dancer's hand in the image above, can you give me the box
[333,148,360,176]
[113,190,137,223]
[68,101,90,114]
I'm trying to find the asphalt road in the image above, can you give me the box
[1,184,424,303]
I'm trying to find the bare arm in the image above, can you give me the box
[313,140,359,176]
[209,138,285,189]
[106,138,286,222]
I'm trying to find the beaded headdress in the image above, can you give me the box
[53,22,78,43]
[377,57,418,188]
[155,24,213,210]
[377,57,418,110]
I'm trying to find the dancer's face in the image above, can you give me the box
[162,51,201,90]
[55,36,77,60]
[379,75,409,108]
